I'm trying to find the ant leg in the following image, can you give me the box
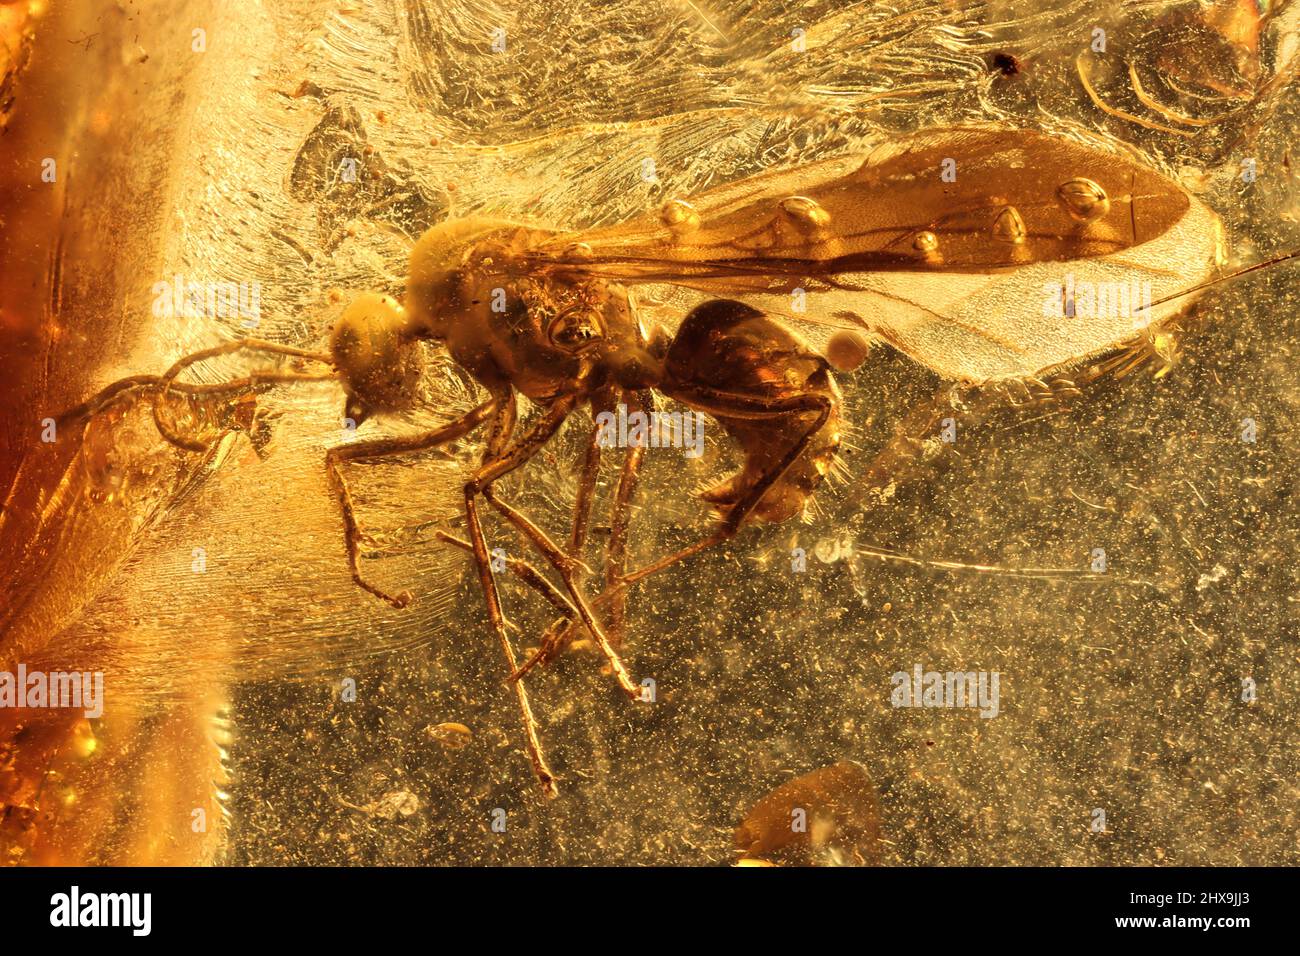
[482,386,518,458]
[331,388,565,798]
[486,386,606,566]
[537,388,832,651]
[484,487,643,697]
[472,385,567,613]
[472,398,641,699]
[461,397,559,798]
[434,530,578,623]
[569,414,604,558]
[325,401,495,609]
[469,383,585,605]
[602,390,646,641]
[621,386,832,586]
[501,411,601,675]
[516,391,647,681]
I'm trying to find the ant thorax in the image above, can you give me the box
[399,218,659,402]
[481,271,649,400]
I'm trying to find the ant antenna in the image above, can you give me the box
[151,339,336,452]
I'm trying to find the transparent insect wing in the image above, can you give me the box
[534,127,1224,382]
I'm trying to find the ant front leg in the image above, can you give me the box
[322,396,571,617]
[325,400,495,609]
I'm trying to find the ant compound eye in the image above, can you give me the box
[547,308,604,353]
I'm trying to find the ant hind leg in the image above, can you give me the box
[534,386,832,655]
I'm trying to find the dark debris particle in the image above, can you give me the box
[989,52,1022,76]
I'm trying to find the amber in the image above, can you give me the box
[0,0,1294,869]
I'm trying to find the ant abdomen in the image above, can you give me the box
[663,299,844,524]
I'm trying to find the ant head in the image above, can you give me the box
[330,292,426,415]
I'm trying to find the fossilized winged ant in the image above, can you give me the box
[42,126,1299,796]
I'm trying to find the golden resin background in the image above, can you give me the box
[1,0,1297,864]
